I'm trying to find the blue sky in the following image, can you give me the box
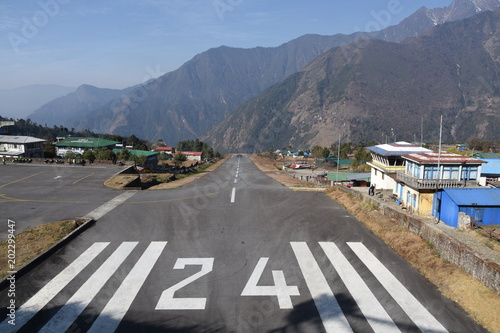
[1,0,452,90]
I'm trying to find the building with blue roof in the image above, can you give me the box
[434,188,500,228]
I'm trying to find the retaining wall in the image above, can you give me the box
[339,186,500,294]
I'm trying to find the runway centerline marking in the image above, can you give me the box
[231,187,236,203]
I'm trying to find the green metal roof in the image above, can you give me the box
[113,149,158,157]
[56,137,119,148]
[327,172,371,182]
[471,153,500,159]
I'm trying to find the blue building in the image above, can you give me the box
[433,188,500,228]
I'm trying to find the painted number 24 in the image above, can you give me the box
[155,257,299,310]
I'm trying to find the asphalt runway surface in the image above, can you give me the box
[0,163,123,240]
[0,156,488,332]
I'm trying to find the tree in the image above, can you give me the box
[173,152,187,166]
[83,150,96,163]
[43,142,56,158]
[117,148,131,161]
[95,148,115,161]
[311,146,324,159]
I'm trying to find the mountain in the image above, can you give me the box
[28,84,132,129]
[203,8,500,152]
[374,0,500,42]
[28,0,500,144]
[0,85,75,119]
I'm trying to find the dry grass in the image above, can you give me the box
[104,174,140,190]
[0,220,81,279]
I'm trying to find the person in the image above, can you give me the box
[369,184,375,196]
[2,158,5,165]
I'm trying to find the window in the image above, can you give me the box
[462,166,478,180]
[442,166,459,180]
[413,165,421,178]
[424,166,438,179]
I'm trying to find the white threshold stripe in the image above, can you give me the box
[290,242,353,333]
[347,243,448,333]
[0,242,110,333]
[84,191,136,220]
[88,241,167,333]
[39,242,138,333]
[319,242,401,333]
[231,187,236,203]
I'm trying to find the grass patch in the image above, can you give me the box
[0,220,81,279]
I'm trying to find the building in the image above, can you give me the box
[396,152,486,216]
[113,149,158,166]
[367,142,432,191]
[154,147,176,155]
[180,151,203,161]
[0,135,46,158]
[472,153,500,187]
[55,137,120,157]
[434,188,500,228]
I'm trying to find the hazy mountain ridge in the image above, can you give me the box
[203,9,500,152]
[26,0,500,145]
[28,84,132,129]
[0,85,75,119]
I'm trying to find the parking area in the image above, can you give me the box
[0,163,125,240]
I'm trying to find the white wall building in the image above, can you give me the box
[366,142,432,191]
[0,135,46,158]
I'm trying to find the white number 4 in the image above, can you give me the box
[241,257,300,309]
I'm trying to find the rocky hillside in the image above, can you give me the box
[203,9,500,152]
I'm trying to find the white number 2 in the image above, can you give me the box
[241,257,300,309]
[155,258,214,310]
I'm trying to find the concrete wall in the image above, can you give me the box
[339,186,500,294]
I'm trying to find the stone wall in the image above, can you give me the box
[339,186,500,294]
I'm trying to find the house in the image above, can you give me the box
[0,135,46,158]
[366,142,432,191]
[328,172,371,184]
[396,152,486,216]
[55,137,120,157]
[113,149,158,166]
[434,188,500,228]
[154,146,176,155]
[472,153,500,187]
[180,151,203,161]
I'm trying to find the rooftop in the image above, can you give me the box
[56,137,120,148]
[0,135,45,144]
[367,141,432,157]
[403,152,486,164]
[443,188,500,206]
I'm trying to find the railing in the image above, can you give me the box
[396,171,480,189]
